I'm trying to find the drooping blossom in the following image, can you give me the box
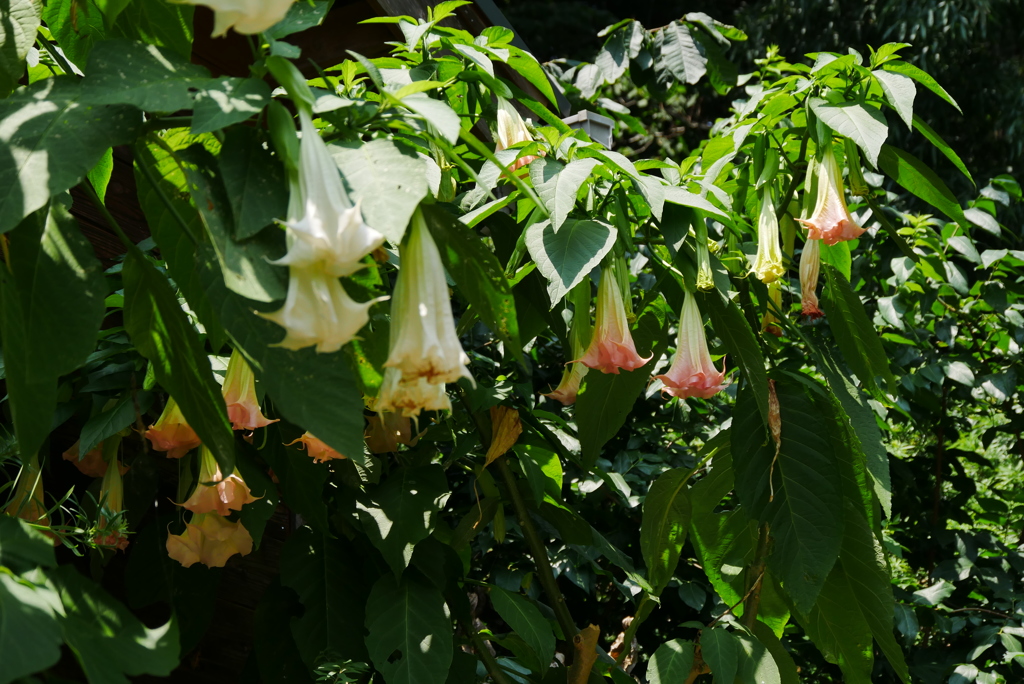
[93,457,129,551]
[762,282,783,337]
[545,282,591,405]
[5,453,49,529]
[654,291,728,399]
[797,142,866,246]
[62,440,129,478]
[166,512,253,569]
[181,446,258,516]
[752,191,785,283]
[263,107,384,353]
[495,97,538,171]
[574,265,651,374]
[145,397,201,459]
[222,348,278,431]
[376,210,474,417]
[799,236,824,319]
[287,432,345,463]
[364,411,418,454]
[544,361,589,406]
[179,0,297,37]
[695,222,715,291]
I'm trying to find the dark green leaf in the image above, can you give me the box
[507,45,559,109]
[0,516,57,571]
[356,464,451,578]
[0,0,41,97]
[750,621,800,684]
[641,467,693,594]
[0,571,63,684]
[191,77,271,135]
[79,392,138,457]
[365,573,453,684]
[82,39,210,113]
[0,77,141,235]
[877,144,967,225]
[735,629,782,684]
[218,126,288,240]
[252,578,312,684]
[234,441,279,548]
[702,627,740,684]
[647,639,695,684]
[265,0,331,39]
[525,218,616,306]
[911,115,973,186]
[490,587,555,674]
[263,424,329,532]
[700,290,769,426]
[422,204,524,365]
[0,203,107,458]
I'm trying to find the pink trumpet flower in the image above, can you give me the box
[655,291,728,399]
[222,349,278,432]
[181,446,258,517]
[574,266,651,374]
[797,143,866,246]
[799,236,825,319]
[145,397,201,459]
[287,432,345,463]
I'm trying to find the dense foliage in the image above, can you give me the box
[0,2,1021,684]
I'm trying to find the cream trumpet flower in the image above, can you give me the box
[799,236,824,319]
[495,97,538,171]
[797,143,866,246]
[175,0,297,37]
[376,211,474,417]
[752,191,786,283]
[263,268,374,353]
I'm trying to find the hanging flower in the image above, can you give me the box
[93,457,129,551]
[222,349,278,431]
[752,191,786,283]
[762,282,783,337]
[574,265,651,374]
[799,236,824,319]
[166,512,253,569]
[5,454,50,529]
[62,440,129,478]
[797,142,866,246]
[286,432,345,463]
[145,397,201,459]
[263,107,384,353]
[495,97,538,171]
[655,291,728,399]
[545,284,591,405]
[695,222,715,291]
[177,0,297,38]
[182,446,258,516]
[544,361,589,406]
[376,210,474,417]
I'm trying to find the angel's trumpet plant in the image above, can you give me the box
[145,397,201,459]
[545,284,591,405]
[799,236,824,319]
[182,446,258,517]
[495,97,538,171]
[575,264,651,374]
[287,432,346,463]
[181,0,297,37]
[797,142,866,246]
[94,455,129,551]
[752,191,786,283]
[377,210,474,417]
[166,512,253,569]
[655,291,727,399]
[222,349,278,432]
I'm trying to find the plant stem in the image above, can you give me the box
[470,631,513,684]
[742,523,770,628]
[613,595,650,666]
[81,181,135,251]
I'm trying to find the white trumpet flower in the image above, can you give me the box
[262,268,374,354]
[752,190,785,283]
[177,0,297,37]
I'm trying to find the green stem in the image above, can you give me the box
[741,523,770,629]
[613,595,650,666]
[459,128,548,217]
[470,631,513,684]
[81,181,135,250]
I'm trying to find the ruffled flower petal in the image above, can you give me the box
[797,143,866,247]
[182,447,258,516]
[655,291,728,399]
[287,432,346,463]
[222,349,278,431]
[145,397,201,459]
[574,266,651,374]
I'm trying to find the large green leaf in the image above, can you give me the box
[0,571,63,684]
[732,377,844,615]
[218,126,288,240]
[702,627,740,684]
[525,217,616,306]
[421,205,524,365]
[0,203,106,458]
[876,143,967,225]
[750,621,800,684]
[355,465,451,578]
[365,573,453,684]
[234,441,280,548]
[641,467,693,594]
[490,587,555,674]
[881,61,961,113]
[123,248,235,474]
[735,630,782,684]
[507,45,559,109]
[872,69,915,130]
[647,639,695,684]
[330,138,431,243]
[0,77,141,235]
[660,22,707,84]
[191,77,271,135]
[821,264,898,396]
[576,305,668,469]
[0,0,40,97]
[50,566,179,683]
[280,527,370,667]
[0,517,57,572]
[911,115,973,185]
[78,392,140,457]
[700,290,770,426]
[81,39,210,113]
[809,98,888,167]
[529,157,600,230]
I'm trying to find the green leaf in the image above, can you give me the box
[595,29,629,84]
[820,240,851,282]
[234,441,279,549]
[0,571,63,684]
[750,621,801,684]
[396,93,461,144]
[108,0,194,61]
[280,527,370,667]
[702,627,740,684]
[490,587,555,674]
[647,639,695,684]
[262,424,329,531]
[79,392,137,457]
[660,22,707,84]
[0,203,107,458]
[331,138,431,243]
[218,126,289,240]
[872,69,915,130]
[911,115,973,185]
[735,629,782,684]
[82,39,210,113]
[356,464,451,578]
[252,578,312,684]
[881,61,961,113]
[0,0,41,97]
[700,290,769,427]
[87,147,115,201]
[821,264,898,396]
[365,573,453,684]
[421,205,524,365]
[525,218,616,306]
[530,157,600,230]
[732,377,844,614]
[507,46,559,109]
[191,77,271,135]
[877,144,967,225]
[809,98,888,168]
[641,467,693,594]
[663,186,730,221]
[0,517,57,571]
[0,77,141,235]
[123,249,235,474]
[577,304,669,469]
[265,0,331,39]
[50,565,179,683]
